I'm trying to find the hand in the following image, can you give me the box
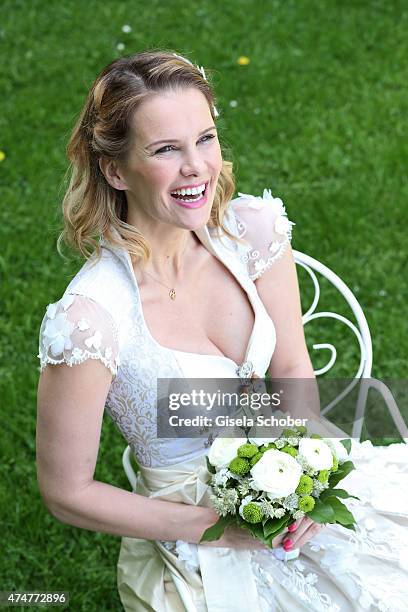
[280,516,326,552]
[200,522,292,551]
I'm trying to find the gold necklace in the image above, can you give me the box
[143,270,177,300]
[142,239,191,300]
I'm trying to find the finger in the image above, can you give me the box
[293,522,324,549]
[271,526,290,548]
[282,517,312,548]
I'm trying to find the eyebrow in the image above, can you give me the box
[146,126,217,148]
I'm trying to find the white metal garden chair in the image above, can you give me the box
[121,249,407,611]
[293,249,407,442]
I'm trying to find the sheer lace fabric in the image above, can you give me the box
[229,188,296,280]
[38,293,120,377]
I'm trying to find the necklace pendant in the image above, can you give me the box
[169,288,176,300]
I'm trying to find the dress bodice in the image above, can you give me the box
[37,189,294,467]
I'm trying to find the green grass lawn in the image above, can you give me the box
[1,1,407,609]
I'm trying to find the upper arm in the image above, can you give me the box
[36,294,119,514]
[231,189,310,375]
[255,244,311,375]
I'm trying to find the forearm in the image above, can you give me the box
[269,360,322,423]
[45,480,217,544]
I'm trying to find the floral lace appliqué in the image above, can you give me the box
[232,188,296,281]
[38,293,120,377]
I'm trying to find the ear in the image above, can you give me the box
[99,158,128,191]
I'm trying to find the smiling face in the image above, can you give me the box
[109,86,223,232]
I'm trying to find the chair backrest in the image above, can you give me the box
[293,249,407,442]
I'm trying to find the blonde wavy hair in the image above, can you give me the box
[57,48,240,268]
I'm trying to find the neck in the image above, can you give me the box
[127,212,198,279]
[147,230,194,278]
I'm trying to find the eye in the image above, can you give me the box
[154,133,217,155]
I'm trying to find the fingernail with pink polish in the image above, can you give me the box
[287,522,298,533]
[283,538,293,551]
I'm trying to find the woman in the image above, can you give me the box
[37,50,408,611]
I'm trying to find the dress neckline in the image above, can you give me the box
[100,223,260,370]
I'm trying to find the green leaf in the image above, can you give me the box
[327,497,356,526]
[320,488,360,502]
[263,516,289,538]
[340,523,356,531]
[205,456,216,474]
[307,498,336,523]
[328,460,356,487]
[340,439,352,454]
[198,515,234,542]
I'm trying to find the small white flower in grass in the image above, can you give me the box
[117,42,125,51]
[208,437,244,469]
[250,449,302,500]
[77,318,90,331]
[121,24,132,33]
[85,330,103,350]
[229,100,238,108]
[298,438,333,471]
[43,312,75,357]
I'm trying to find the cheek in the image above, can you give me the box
[145,166,172,192]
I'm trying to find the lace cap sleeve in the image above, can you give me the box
[37,293,120,378]
[231,188,296,281]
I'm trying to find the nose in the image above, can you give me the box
[180,145,206,176]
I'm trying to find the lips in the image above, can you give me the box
[169,181,209,197]
[170,181,209,209]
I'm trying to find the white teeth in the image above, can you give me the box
[171,183,206,196]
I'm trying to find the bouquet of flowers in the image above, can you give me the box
[199,425,359,559]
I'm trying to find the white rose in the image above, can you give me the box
[249,449,302,500]
[324,438,348,464]
[208,438,244,469]
[298,438,333,471]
